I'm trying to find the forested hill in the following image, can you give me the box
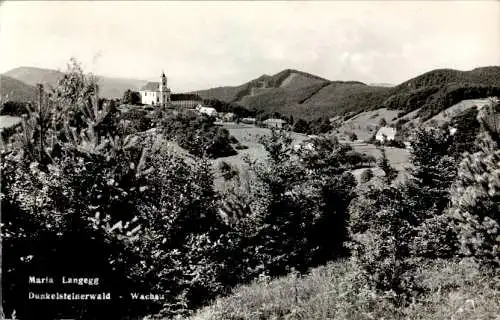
[0,75,38,103]
[193,66,500,120]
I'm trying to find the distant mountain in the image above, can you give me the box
[194,66,500,120]
[0,75,38,103]
[4,65,499,121]
[4,67,148,99]
[194,69,391,120]
[195,69,328,101]
[393,66,500,94]
[381,66,500,120]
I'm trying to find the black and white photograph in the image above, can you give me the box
[0,1,499,319]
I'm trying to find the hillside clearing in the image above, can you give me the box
[336,107,402,141]
[211,123,410,189]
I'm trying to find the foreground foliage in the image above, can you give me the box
[191,258,499,320]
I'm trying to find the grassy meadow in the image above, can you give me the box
[212,122,410,188]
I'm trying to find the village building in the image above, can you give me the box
[241,117,256,124]
[375,126,397,142]
[263,118,287,129]
[139,72,171,107]
[196,104,218,117]
[171,93,203,109]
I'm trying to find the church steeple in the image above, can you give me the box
[159,70,170,107]
[160,71,167,87]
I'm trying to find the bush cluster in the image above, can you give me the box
[158,111,237,158]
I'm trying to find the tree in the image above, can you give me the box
[378,117,387,127]
[349,182,416,306]
[348,132,358,142]
[377,147,398,184]
[448,102,500,268]
[449,106,481,159]
[0,101,30,116]
[122,89,141,105]
[404,126,458,258]
[244,130,356,276]
[360,168,374,183]
[292,118,311,134]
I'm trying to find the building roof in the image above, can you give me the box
[140,82,160,91]
[263,118,287,124]
[171,93,202,101]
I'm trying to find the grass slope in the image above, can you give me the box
[191,259,499,320]
[239,82,330,116]
[294,82,391,120]
[0,75,38,103]
[4,66,148,99]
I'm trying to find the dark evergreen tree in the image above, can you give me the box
[449,101,500,268]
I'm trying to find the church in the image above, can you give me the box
[139,72,171,107]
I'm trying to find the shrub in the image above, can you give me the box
[378,118,387,127]
[159,112,236,158]
[234,143,248,150]
[219,161,239,181]
[360,168,374,183]
[122,89,141,105]
[448,103,500,268]
[244,130,356,276]
[292,118,311,134]
[0,101,30,116]
[348,132,357,142]
[349,183,417,305]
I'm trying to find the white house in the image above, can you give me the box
[241,117,256,124]
[139,72,171,107]
[375,126,397,142]
[263,118,287,129]
[196,104,218,117]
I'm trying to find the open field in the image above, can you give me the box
[0,115,22,129]
[212,123,411,188]
[212,123,309,188]
[336,107,402,141]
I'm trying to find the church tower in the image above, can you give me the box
[159,71,171,107]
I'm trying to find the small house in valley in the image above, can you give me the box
[263,118,287,129]
[375,126,397,142]
[241,117,256,124]
[196,104,218,117]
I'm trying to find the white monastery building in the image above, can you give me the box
[140,72,171,107]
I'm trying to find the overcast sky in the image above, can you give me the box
[0,1,499,92]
